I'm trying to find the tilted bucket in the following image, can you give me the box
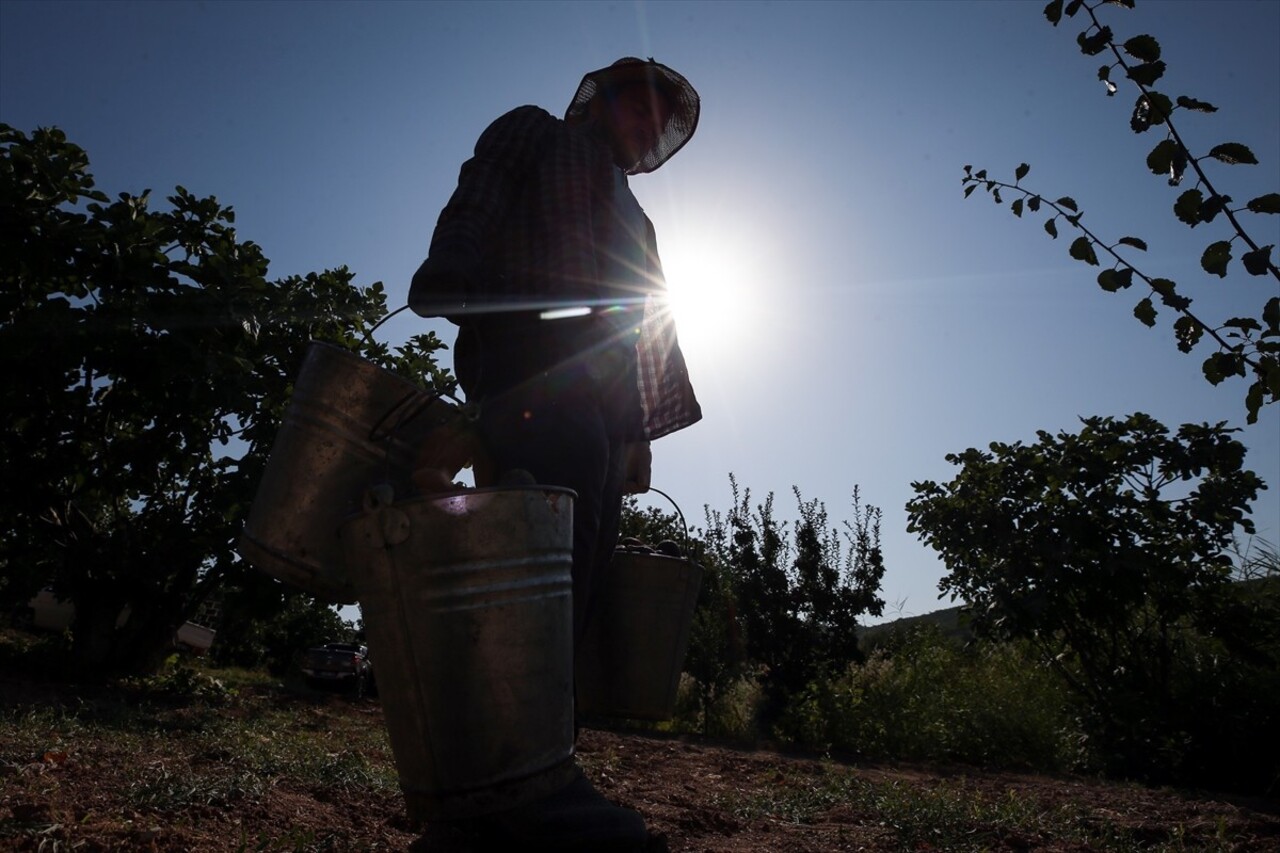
[341,486,579,822]
[576,544,703,721]
[238,341,459,603]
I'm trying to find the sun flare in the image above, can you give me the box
[659,237,757,368]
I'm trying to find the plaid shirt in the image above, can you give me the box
[426,105,701,441]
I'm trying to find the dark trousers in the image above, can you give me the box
[456,323,632,649]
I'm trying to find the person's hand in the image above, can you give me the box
[622,441,652,494]
[408,254,476,318]
[410,415,477,494]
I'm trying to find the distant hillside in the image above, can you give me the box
[856,572,1277,649]
[857,604,972,647]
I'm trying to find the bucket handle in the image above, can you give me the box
[358,306,470,444]
[643,486,695,561]
[366,388,458,444]
[365,304,407,341]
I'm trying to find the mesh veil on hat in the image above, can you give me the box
[564,57,700,174]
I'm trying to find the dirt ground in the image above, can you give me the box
[2,676,1278,852]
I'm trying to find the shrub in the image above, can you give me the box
[672,670,763,742]
[778,627,1078,771]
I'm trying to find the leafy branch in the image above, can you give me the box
[963,0,1280,424]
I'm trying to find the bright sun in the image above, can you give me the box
[658,237,757,369]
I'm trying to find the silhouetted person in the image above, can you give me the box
[409,58,702,851]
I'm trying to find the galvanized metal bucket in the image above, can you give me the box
[238,341,458,603]
[341,485,579,822]
[576,489,703,721]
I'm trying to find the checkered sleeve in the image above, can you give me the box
[636,219,702,440]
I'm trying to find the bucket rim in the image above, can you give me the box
[403,483,576,502]
[342,484,579,521]
[612,546,700,569]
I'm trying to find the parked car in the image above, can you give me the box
[301,642,375,698]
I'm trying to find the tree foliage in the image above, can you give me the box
[963,0,1280,423]
[0,124,453,675]
[619,479,887,738]
[211,585,357,677]
[906,412,1275,786]
[702,477,886,733]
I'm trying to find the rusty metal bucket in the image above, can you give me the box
[576,489,703,721]
[576,549,702,721]
[238,341,459,603]
[340,486,579,822]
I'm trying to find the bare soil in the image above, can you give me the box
[1,673,1277,852]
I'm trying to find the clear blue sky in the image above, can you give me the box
[3,0,1277,621]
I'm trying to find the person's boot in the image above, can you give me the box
[453,766,648,852]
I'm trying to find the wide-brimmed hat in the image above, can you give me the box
[564,57,700,174]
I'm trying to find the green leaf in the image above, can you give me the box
[1246,381,1264,425]
[993,188,1003,204]
[1246,193,1280,214]
[1069,236,1099,265]
[1174,315,1203,353]
[1015,162,1030,182]
[1077,25,1112,56]
[1208,143,1258,165]
[1126,61,1166,87]
[1199,194,1230,224]
[1122,35,1161,62]
[1148,91,1173,123]
[1097,267,1133,292]
[1223,317,1262,334]
[1174,189,1204,226]
[1168,147,1188,186]
[1044,0,1064,25]
[1134,297,1157,327]
[1203,352,1232,385]
[1175,95,1218,113]
[1027,196,1042,212]
[1056,197,1079,212]
[1201,240,1232,277]
[1117,236,1148,251]
[1152,278,1191,311]
[1130,92,1173,132]
[1264,297,1280,333]
[1044,218,1059,239]
[1146,139,1179,176]
[1131,98,1153,133]
[1065,0,1084,15]
[1011,198,1024,218]
[1242,245,1274,276]
[1095,66,1118,95]
[964,184,977,199]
